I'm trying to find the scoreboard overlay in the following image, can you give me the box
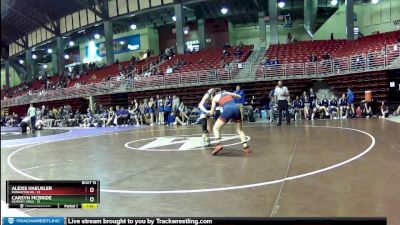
[6,180,100,208]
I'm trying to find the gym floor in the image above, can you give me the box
[1,119,399,224]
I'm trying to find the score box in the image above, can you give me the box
[6,180,100,208]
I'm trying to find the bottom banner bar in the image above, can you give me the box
[65,217,386,225]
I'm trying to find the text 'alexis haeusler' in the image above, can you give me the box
[11,186,53,190]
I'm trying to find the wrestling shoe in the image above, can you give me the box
[243,146,251,154]
[212,144,223,155]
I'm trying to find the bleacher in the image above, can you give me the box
[158,45,253,73]
[67,56,159,88]
[7,98,88,117]
[265,40,346,64]
[333,31,400,57]
[326,70,389,103]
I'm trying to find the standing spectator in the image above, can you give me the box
[234,85,245,122]
[274,80,290,126]
[172,95,180,112]
[287,32,293,43]
[27,104,37,132]
[347,87,355,117]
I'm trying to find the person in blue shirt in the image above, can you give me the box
[233,84,245,122]
[164,96,172,124]
[292,95,304,121]
[347,87,355,117]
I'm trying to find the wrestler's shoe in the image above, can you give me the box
[243,146,251,154]
[212,144,223,155]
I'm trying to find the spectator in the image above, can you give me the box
[293,95,304,121]
[322,52,330,60]
[320,94,330,117]
[234,84,245,121]
[338,93,349,118]
[269,98,277,122]
[303,95,311,120]
[238,41,244,49]
[329,95,339,119]
[347,87,355,117]
[287,32,292,43]
[378,101,389,118]
[27,104,37,132]
[273,57,280,65]
[293,35,298,42]
[363,102,373,118]
[392,105,400,116]
[310,53,318,62]
[166,66,173,74]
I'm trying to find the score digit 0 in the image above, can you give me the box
[89,187,94,193]
[89,197,94,202]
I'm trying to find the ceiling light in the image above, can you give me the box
[130,24,137,30]
[330,0,338,5]
[119,41,125,44]
[32,54,37,59]
[278,1,285,8]
[69,41,75,47]
[184,30,189,35]
[19,59,24,64]
[221,7,228,14]
[172,16,177,22]
[64,54,70,59]
[94,33,100,39]
[47,49,53,54]
[43,64,47,69]
[371,0,379,4]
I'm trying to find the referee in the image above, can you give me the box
[274,80,290,126]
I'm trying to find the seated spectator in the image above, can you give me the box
[223,49,230,57]
[272,57,280,65]
[292,95,304,121]
[393,105,400,116]
[234,48,243,56]
[238,41,244,49]
[329,95,339,119]
[303,95,311,120]
[322,52,330,60]
[320,94,330,117]
[338,93,349,118]
[166,66,173,74]
[269,98,278,122]
[223,42,231,50]
[198,59,204,65]
[311,98,321,120]
[310,53,318,62]
[293,35,298,42]
[378,101,389,119]
[115,59,120,64]
[363,102,373,118]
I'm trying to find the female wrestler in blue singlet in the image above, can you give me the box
[205,89,250,155]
